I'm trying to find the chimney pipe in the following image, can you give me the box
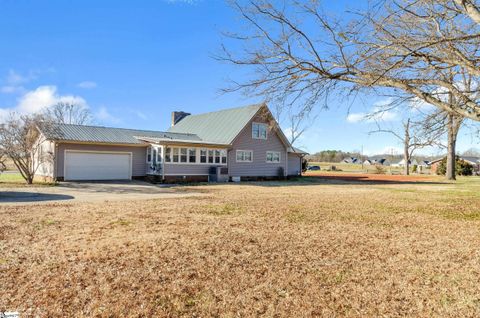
[171,111,190,127]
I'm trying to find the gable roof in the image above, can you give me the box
[40,123,200,145]
[167,104,264,144]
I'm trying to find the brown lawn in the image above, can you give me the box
[2,178,480,317]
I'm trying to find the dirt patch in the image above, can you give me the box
[304,171,438,183]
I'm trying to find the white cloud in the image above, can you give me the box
[77,81,97,89]
[1,69,40,94]
[347,99,399,123]
[16,85,87,114]
[96,106,121,124]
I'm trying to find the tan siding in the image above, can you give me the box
[228,115,287,177]
[56,143,147,177]
[288,153,302,176]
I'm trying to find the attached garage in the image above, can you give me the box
[64,150,132,181]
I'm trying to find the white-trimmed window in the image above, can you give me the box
[188,148,197,163]
[266,151,281,163]
[157,147,162,163]
[236,150,253,162]
[165,147,171,162]
[220,150,227,164]
[252,122,267,140]
[200,149,207,163]
[180,148,188,163]
[208,150,214,163]
[147,147,152,163]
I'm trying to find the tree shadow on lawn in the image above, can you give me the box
[0,191,74,203]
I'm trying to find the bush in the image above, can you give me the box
[374,165,386,174]
[412,165,418,173]
[301,159,308,172]
[436,156,473,176]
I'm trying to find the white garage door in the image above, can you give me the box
[65,151,132,181]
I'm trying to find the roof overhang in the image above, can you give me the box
[135,136,230,148]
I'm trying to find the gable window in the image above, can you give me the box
[266,151,281,163]
[188,148,197,163]
[236,150,253,162]
[252,122,267,140]
[200,149,207,163]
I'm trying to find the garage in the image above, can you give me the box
[64,151,132,181]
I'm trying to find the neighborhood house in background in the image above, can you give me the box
[35,104,307,182]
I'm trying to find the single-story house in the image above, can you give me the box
[430,156,480,174]
[35,104,308,182]
[395,158,419,167]
[372,158,390,166]
[343,157,360,164]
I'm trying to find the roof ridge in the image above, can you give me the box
[183,103,264,118]
[53,123,198,136]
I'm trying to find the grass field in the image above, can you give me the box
[308,161,427,174]
[2,176,480,317]
[0,172,54,187]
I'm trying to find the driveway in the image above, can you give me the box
[0,180,204,205]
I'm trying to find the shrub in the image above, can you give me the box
[412,165,418,173]
[374,165,386,174]
[436,156,473,176]
[301,159,308,172]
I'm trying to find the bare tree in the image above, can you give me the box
[220,0,480,123]
[284,104,317,146]
[371,118,442,175]
[0,114,54,184]
[44,101,92,125]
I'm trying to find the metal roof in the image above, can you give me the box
[41,123,200,144]
[167,104,263,144]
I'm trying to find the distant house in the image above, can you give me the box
[395,159,419,167]
[343,157,360,164]
[363,159,372,165]
[34,104,308,182]
[373,158,390,166]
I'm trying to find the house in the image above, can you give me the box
[372,158,390,166]
[35,104,308,182]
[343,157,360,164]
[363,159,372,165]
[430,156,480,174]
[395,158,419,167]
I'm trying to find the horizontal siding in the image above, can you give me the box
[56,143,148,177]
[288,153,302,176]
[164,164,213,175]
[228,115,287,177]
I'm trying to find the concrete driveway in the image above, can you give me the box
[0,180,204,205]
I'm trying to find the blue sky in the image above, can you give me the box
[0,0,477,156]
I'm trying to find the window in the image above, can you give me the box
[173,148,179,162]
[165,147,171,163]
[220,150,227,164]
[188,148,196,163]
[266,151,281,163]
[214,150,221,163]
[200,149,207,163]
[236,150,253,162]
[147,147,152,163]
[180,148,187,163]
[152,148,158,165]
[157,147,162,163]
[252,123,267,139]
[208,150,214,163]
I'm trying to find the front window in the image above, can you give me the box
[252,123,267,140]
[208,150,214,163]
[147,147,152,163]
[165,147,171,162]
[180,148,187,163]
[215,150,221,163]
[173,148,179,162]
[266,151,281,163]
[220,150,227,164]
[188,148,196,163]
[236,150,253,162]
[200,149,207,163]
[157,147,162,163]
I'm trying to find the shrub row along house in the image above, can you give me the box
[35,104,307,182]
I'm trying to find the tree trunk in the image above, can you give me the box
[446,113,461,181]
[403,119,410,176]
[26,175,33,184]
